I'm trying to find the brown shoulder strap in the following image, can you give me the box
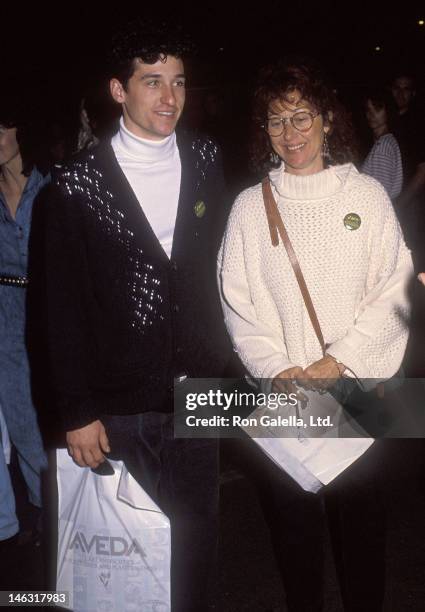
[261,177,326,356]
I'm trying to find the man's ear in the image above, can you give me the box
[324,110,334,134]
[110,79,126,103]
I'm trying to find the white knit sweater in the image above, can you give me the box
[218,163,413,385]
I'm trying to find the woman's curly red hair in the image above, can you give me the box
[250,57,357,175]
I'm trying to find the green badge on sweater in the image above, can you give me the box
[343,212,361,231]
[194,200,206,218]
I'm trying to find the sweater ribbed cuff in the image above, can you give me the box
[325,341,384,391]
[325,340,369,378]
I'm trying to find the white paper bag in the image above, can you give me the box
[242,388,374,493]
[56,449,170,612]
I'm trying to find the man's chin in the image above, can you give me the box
[154,121,178,137]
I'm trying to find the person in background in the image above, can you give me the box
[391,72,425,209]
[390,72,425,373]
[0,101,48,548]
[390,73,425,252]
[362,88,403,201]
[76,83,119,153]
[76,99,100,152]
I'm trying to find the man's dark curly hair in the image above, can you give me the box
[109,18,195,90]
[250,57,357,175]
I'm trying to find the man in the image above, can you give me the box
[391,73,425,373]
[46,20,230,611]
[390,73,425,212]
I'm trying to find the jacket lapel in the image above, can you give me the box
[171,131,201,261]
[95,141,169,264]
[95,133,202,264]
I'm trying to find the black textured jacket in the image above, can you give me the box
[46,131,232,431]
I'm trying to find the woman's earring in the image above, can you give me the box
[270,151,280,165]
[322,133,331,163]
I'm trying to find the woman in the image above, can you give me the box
[0,102,48,547]
[362,89,403,201]
[218,60,413,611]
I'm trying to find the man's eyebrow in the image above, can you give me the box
[140,73,186,80]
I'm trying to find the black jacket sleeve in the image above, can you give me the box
[45,173,100,431]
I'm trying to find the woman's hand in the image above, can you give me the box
[302,355,345,391]
[417,272,425,286]
[272,366,304,394]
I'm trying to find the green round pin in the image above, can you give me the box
[343,212,361,231]
[194,200,206,218]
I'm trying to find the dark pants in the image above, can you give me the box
[102,412,219,612]
[224,437,325,612]
[225,437,386,612]
[325,441,387,612]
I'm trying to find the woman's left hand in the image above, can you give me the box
[417,272,425,286]
[302,355,344,390]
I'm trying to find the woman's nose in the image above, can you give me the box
[282,119,296,140]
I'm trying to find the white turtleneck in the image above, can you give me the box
[111,118,181,258]
[218,162,413,385]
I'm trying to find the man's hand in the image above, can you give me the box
[417,272,425,286]
[66,420,110,468]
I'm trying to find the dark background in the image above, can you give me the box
[3,2,425,192]
[3,2,425,126]
[4,2,425,86]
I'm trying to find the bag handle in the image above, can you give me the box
[262,177,326,357]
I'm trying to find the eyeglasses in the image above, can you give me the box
[263,110,320,137]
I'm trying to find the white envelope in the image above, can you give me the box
[242,388,374,493]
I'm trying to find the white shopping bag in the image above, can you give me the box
[242,388,374,493]
[56,449,170,612]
